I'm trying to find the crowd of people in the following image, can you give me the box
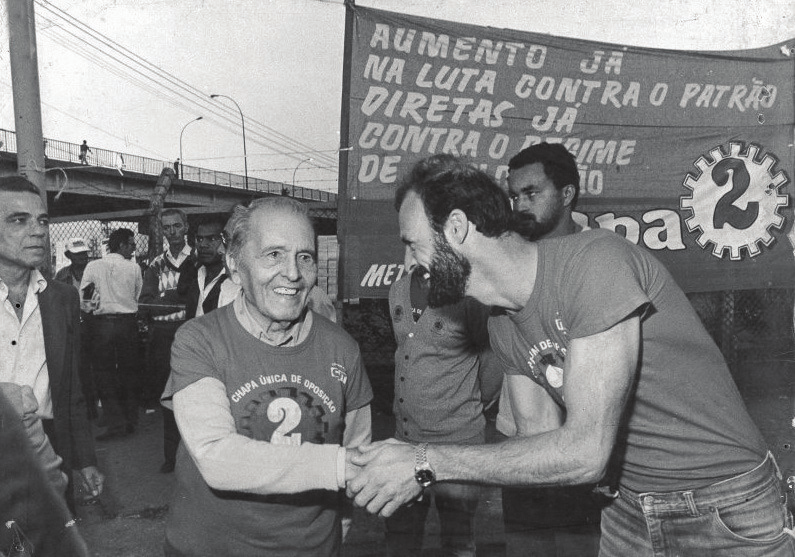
[1,140,793,556]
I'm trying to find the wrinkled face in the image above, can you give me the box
[0,191,49,272]
[161,214,187,249]
[398,191,470,307]
[228,207,317,327]
[195,223,224,266]
[507,162,566,241]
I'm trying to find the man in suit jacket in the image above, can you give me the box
[0,176,103,511]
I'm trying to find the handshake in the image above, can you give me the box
[344,439,424,517]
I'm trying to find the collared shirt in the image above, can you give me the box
[166,243,192,269]
[0,270,52,418]
[195,267,227,318]
[232,292,313,347]
[81,253,142,315]
[147,243,193,322]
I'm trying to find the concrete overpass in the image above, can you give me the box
[0,128,337,234]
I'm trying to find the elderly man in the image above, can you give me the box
[162,197,373,556]
[0,176,103,512]
[347,157,794,556]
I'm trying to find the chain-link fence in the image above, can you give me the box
[688,289,795,366]
[48,218,793,420]
[50,217,793,363]
[49,219,340,301]
[50,220,148,271]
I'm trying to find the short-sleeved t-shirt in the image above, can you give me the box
[489,230,766,493]
[165,305,372,556]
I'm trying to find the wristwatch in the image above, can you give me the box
[414,443,436,488]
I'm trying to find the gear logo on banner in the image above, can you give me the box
[681,143,789,260]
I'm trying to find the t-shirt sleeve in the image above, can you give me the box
[163,320,219,401]
[559,235,651,339]
[487,316,526,376]
[343,349,373,413]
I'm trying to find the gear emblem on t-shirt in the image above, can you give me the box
[680,142,788,260]
[238,387,329,445]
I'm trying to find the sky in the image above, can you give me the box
[1,0,793,193]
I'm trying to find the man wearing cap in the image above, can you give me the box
[54,237,98,420]
[54,238,90,290]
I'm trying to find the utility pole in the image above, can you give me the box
[7,0,47,205]
[146,168,176,264]
[7,0,50,274]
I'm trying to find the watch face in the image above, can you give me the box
[415,467,435,487]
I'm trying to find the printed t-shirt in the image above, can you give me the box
[489,229,767,493]
[165,305,372,556]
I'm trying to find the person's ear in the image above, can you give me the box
[225,254,242,285]
[444,209,470,246]
[562,185,576,208]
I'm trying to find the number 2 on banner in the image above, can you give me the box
[268,398,302,446]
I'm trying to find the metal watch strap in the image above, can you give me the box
[415,443,429,468]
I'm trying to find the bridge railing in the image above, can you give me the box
[0,128,336,203]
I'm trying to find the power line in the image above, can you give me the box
[36,0,338,164]
[188,147,348,161]
[34,0,340,168]
[0,75,171,160]
[36,5,326,166]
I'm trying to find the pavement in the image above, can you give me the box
[72,350,795,556]
[74,405,508,557]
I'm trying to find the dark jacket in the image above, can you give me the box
[177,263,228,319]
[39,280,98,472]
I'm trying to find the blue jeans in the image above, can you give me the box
[385,481,480,557]
[600,452,795,556]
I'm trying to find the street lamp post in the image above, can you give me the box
[210,93,248,190]
[292,157,314,197]
[179,116,203,180]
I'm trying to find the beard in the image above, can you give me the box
[427,233,471,308]
[510,201,565,241]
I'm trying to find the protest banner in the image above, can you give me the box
[340,6,795,299]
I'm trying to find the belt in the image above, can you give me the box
[93,313,137,319]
